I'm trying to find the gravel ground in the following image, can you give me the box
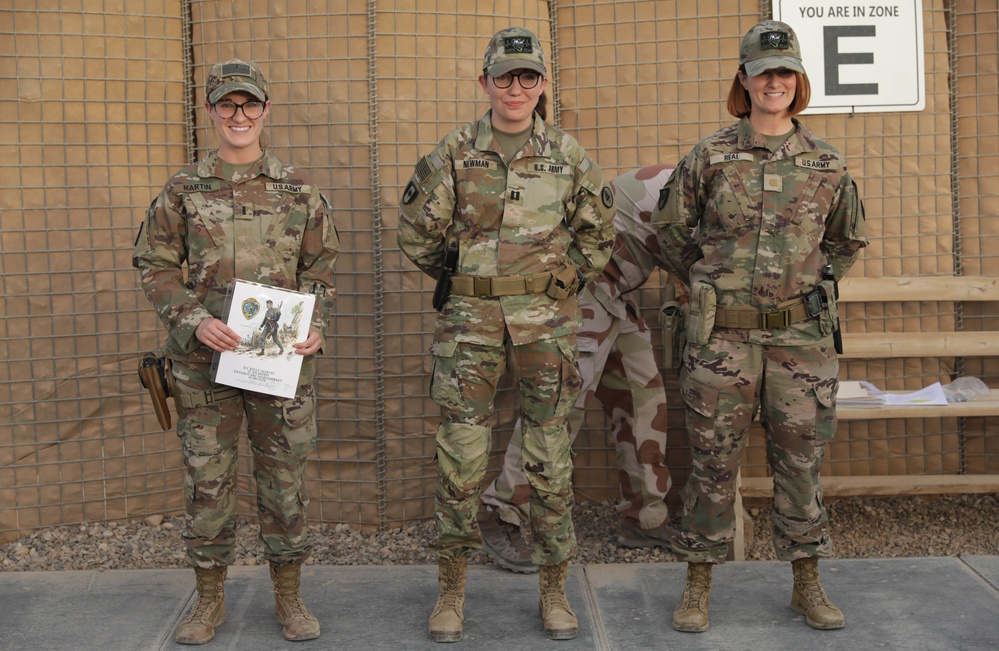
[1,494,996,572]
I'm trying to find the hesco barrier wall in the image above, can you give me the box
[1,0,996,541]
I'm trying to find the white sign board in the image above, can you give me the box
[774,0,925,113]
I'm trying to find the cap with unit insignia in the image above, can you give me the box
[739,20,804,77]
[482,27,547,78]
[206,58,268,103]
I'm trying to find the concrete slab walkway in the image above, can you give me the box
[1,557,996,650]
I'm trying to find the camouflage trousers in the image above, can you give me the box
[674,336,838,563]
[171,358,317,569]
[482,292,671,529]
[429,336,581,565]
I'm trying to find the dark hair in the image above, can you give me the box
[726,68,811,118]
[534,91,548,121]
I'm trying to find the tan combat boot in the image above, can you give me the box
[175,566,227,645]
[429,555,467,642]
[539,561,577,640]
[672,562,712,632]
[791,557,845,629]
[270,562,321,641]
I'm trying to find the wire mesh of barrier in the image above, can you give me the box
[1,0,997,541]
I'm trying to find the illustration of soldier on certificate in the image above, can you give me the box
[212,280,315,399]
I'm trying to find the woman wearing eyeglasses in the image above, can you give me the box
[398,27,615,642]
[653,21,867,633]
[133,59,338,645]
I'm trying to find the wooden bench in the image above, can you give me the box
[731,276,999,559]
[837,275,999,420]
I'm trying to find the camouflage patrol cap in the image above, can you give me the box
[482,27,547,77]
[739,20,804,77]
[206,59,268,103]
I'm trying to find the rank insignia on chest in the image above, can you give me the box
[764,174,783,192]
[241,297,261,320]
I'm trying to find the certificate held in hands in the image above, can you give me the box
[212,280,315,399]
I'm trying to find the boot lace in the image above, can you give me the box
[188,571,224,623]
[795,561,833,607]
[434,560,464,615]
[540,590,572,613]
[679,565,710,609]
[272,568,314,620]
[541,564,566,593]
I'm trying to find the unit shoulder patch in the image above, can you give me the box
[402,181,419,205]
[601,186,614,209]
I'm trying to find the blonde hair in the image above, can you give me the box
[726,69,811,118]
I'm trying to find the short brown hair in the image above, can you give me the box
[726,68,811,118]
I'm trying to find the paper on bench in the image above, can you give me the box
[837,381,887,407]
[838,380,948,407]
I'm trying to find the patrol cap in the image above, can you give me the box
[739,20,804,77]
[206,59,268,103]
[482,27,547,77]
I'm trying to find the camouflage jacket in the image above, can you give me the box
[133,150,339,362]
[654,117,867,345]
[590,164,677,321]
[397,112,616,346]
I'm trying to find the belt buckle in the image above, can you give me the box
[760,310,790,329]
[473,277,491,298]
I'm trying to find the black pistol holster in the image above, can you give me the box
[821,264,844,354]
[432,239,459,312]
[138,352,173,430]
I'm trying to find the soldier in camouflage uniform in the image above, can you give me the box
[258,300,284,355]
[652,21,867,633]
[132,59,338,645]
[397,27,615,642]
[479,164,678,573]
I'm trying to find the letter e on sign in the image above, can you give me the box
[774,0,925,113]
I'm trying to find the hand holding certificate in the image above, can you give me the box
[212,280,316,398]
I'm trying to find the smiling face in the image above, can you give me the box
[205,90,270,163]
[739,67,797,127]
[478,69,548,132]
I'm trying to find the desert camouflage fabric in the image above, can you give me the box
[482,165,677,530]
[397,111,616,347]
[430,338,581,565]
[653,118,867,563]
[674,339,837,563]
[133,149,338,567]
[171,357,318,568]
[398,111,614,564]
[133,149,339,363]
[654,116,867,346]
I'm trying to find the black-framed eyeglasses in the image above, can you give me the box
[213,99,265,119]
[490,70,542,89]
